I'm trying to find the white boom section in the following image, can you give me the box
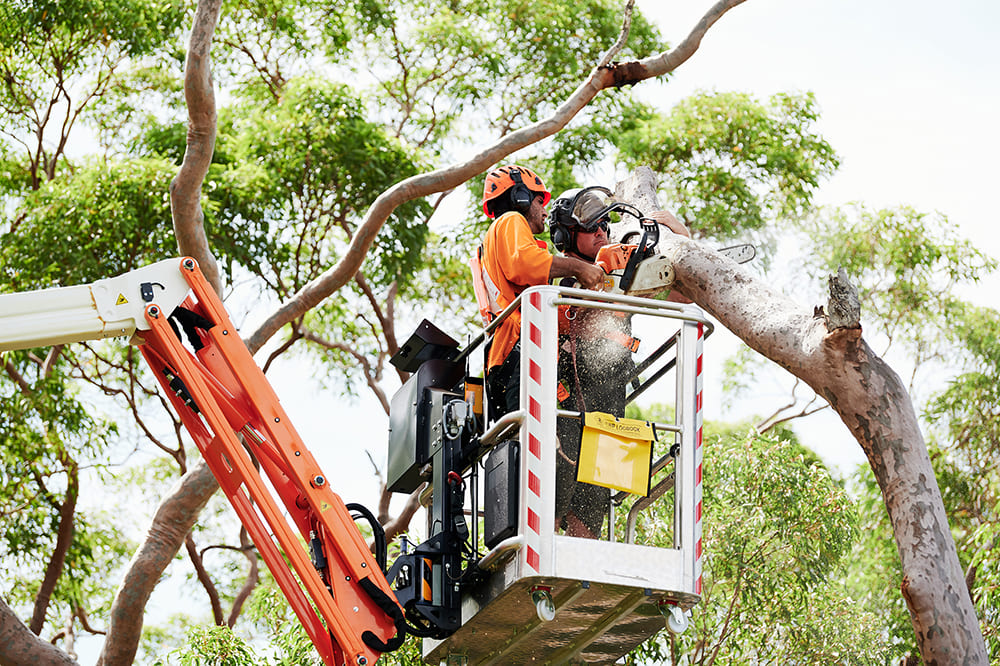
[0,258,192,352]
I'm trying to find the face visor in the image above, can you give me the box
[572,187,644,232]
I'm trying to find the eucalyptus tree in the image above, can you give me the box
[0,0,992,662]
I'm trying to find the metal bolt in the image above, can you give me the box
[313,475,325,487]
[357,657,368,665]
[182,258,195,270]
[274,417,280,423]
[148,306,160,318]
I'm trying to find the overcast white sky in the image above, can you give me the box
[634,0,1000,275]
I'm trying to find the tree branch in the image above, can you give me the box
[96,462,219,666]
[185,534,224,626]
[243,0,749,355]
[170,0,223,294]
[0,597,77,666]
[597,0,636,68]
[226,528,259,628]
[616,168,988,662]
[29,456,78,635]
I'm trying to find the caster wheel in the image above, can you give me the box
[530,586,556,622]
[666,606,689,634]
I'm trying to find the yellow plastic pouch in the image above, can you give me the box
[577,411,654,496]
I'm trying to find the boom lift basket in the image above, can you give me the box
[417,285,710,664]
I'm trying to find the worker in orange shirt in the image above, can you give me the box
[475,165,605,422]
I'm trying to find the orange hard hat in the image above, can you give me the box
[482,165,551,218]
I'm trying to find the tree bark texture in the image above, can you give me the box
[170,0,223,294]
[616,170,987,664]
[95,461,218,666]
[0,598,78,666]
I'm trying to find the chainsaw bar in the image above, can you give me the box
[717,243,756,264]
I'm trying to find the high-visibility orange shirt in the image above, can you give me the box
[482,211,554,371]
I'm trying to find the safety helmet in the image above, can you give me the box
[482,165,551,218]
[548,186,617,252]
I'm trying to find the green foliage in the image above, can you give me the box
[0,0,186,183]
[624,411,890,663]
[1,158,178,290]
[618,91,839,241]
[0,0,186,57]
[209,77,432,294]
[345,0,665,151]
[0,354,128,621]
[173,625,258,666]
[923,304,1000,658]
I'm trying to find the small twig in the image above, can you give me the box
[598,0,636,68]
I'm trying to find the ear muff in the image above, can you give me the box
[551,224,570,252]
[548,191,577,251]
[508,168,533,214]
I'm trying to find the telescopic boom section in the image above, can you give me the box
[0,257,403,666]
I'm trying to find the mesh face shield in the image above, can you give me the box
[552,187,644,230]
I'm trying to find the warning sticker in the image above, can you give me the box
[116,294,129,306]
[320,501,331,512]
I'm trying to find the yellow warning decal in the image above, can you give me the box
[320,501,331,512]
[116,294,129,306]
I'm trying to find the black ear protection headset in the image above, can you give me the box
[549,185,614,252]
[507,167,534,213]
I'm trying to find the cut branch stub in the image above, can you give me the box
[826,267,861,330]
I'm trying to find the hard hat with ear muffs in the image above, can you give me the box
[482,165,551,218]
[548,185,615,252]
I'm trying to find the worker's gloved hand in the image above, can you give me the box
[576,262,606,291]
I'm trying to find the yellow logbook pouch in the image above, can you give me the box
[577,411,654,496]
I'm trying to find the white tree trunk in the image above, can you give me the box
[616,169,987,664]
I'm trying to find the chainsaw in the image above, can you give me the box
[597,217,755,297]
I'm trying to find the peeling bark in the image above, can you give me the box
[616,170,987,664]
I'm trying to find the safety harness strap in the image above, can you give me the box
[469,244,504,326]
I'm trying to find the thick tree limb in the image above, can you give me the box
[244,0,749,354]
[0,598,77,666]
[617,170,988,663]
[169,0,223,294]
[95,461,218,666]
[94,3,229,664]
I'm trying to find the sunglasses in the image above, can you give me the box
[580,219,610,234]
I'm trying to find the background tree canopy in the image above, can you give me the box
[0,0,996,663]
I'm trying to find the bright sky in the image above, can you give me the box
[634,0,1000,277]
